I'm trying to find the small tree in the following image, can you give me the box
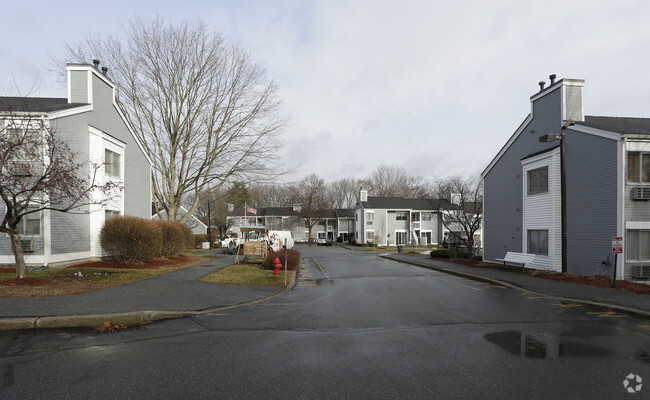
[433,176,483,259]
[0,105,120,278]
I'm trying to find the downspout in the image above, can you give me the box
[619,136,626,280]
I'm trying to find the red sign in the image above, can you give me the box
[612,237,623,254]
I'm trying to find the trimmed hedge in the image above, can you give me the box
[430,249,481,260]
[193,234,208,247]
[153,220,185,258]
[101,216,162,262]
[262,249,301,271]
[178,224,194,249]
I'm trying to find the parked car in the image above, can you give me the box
[220,235,241,254]
[316,237,333,246]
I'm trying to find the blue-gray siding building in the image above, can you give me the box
[0,62,152,265]
[482,76,650,280]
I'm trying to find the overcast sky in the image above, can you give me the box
[2,0,650,184]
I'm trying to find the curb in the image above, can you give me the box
[383,255,650,319]
[0,270,297,331]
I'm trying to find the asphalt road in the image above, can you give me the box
[1,245,649,399]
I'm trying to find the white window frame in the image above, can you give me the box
[627,152,650,184]
[18,207,42,237]
[527,166,549,195]
[626,229,650,261]
[104,148,122,179]
[527,229,549,255]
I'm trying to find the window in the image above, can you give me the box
[105,210,120,220]
[527,230,548,255]
[366,212,373,226]
[366,230,374,242]
[105,149,121,178]
[396,212,407,221]
[627,152,650,183]
[626,230,650,260]
[7,129,40,160]
[527,167,548,195]
[421,213,432,222]
[19,208,40,236]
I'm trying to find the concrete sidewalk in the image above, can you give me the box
[0,254,295,330]
[384,254,650,318]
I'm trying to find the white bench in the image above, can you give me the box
[495,252,535,268]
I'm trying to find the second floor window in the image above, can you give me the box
[527,167,548,195]
[105,149,121,178]
[627,152,650,183]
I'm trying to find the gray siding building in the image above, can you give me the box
[0,62,152,265]
[482,75,650,280]
[354,190,449,247]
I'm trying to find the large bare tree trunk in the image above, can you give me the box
[9,229,26,279]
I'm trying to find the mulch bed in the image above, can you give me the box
[0,255,193,287]
[0,277,50,286]
[433,257,650,295]
[533,272,650,295]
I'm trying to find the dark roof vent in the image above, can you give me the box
[539,81,546,91]
[101,67,108,76]
[549,74,557,85]
[93,59,100,69]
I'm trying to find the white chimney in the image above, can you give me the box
[360,190,367,202]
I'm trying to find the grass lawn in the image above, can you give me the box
[200,264,289,286]
[0,254,211,297]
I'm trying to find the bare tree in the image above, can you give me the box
[190,182,251,239]
[249,183,292,208]
[51,18,286,223]
[366,164,429,198]
[290,174,332,243]
[328,178,360,209]
[433,176,483,258]
[0,104,119,278]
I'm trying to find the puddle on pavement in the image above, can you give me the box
[485,330,613,359]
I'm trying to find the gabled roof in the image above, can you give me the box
[361,196,456,211]
[227,207,354,219]
[0,97,87,113]
[579,116,650,135]
[335,209,354,218]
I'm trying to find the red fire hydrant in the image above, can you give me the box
[273,257,282,276]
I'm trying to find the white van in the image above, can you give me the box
[268,231,295,251]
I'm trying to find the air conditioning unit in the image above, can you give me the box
[633,265,650,279]
[20,239,34,252]
[632,187,650,200]
[8,161,33,177]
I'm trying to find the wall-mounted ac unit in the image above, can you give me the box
[20,239,34,252]
[632,187,650,200]
[633,265,650,279]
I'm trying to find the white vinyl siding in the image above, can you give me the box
[522,150,560,271]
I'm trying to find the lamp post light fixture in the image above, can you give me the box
[539,119,575,273]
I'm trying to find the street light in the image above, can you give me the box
[539,119,574,273]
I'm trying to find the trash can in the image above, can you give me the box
[397,246,403,253]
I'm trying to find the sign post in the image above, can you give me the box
[612,236,623,288]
